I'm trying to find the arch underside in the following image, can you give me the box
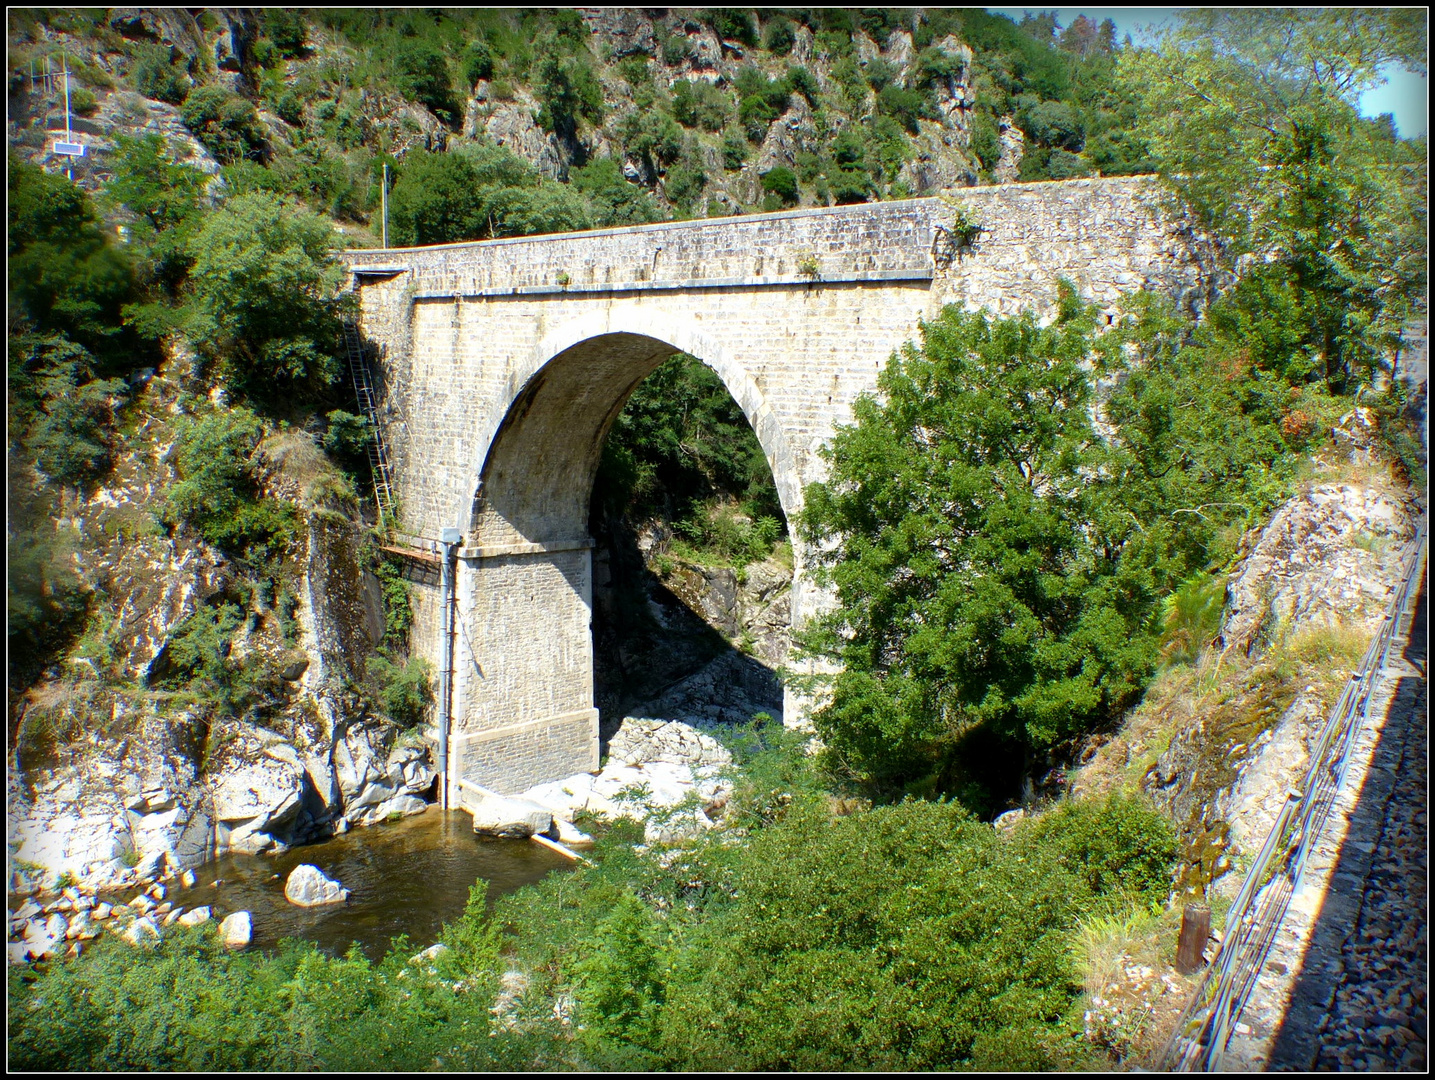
[453,331,796,797]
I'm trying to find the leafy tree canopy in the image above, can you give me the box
[1119,8,1428,392]
[182,191,345,404]
[797,289,1308,801]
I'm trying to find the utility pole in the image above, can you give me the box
[381,162,389,249]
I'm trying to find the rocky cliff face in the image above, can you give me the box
[1071,410,1424,895]
[591,522,790,743]
[8,346,438,896]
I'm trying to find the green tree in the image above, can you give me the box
[8,155,137,354]
[570,158,663,227]
[182,191,345,403]
[535,51,604,137]
[160,407,299,561]
[1118,9,1428,391]
[392,38,458,125]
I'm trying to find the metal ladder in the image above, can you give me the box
[341,318,396,523]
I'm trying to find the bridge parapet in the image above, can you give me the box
[341,175,1204,314]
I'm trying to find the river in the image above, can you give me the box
[174,806,572,961]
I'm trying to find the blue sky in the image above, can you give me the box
[988,7,1429,137]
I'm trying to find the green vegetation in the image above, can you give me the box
[594,352,786,569]
[4,9,1426,1071]
[8,733,1176,1071]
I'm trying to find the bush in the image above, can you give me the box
[181,86,266,165]
[570,157,663,226]
[763,16,796,56]
[968,110,1001,170]
[392,39,458,125]
[182,191,344,402]
[671,79,730,132]
[759,165,799,206]
[14,336,128,485]
[132,44,190,105]
[618,109,682,172]
[462,39,493,84]
[535,52,603,136]
[365,652,434,727]
[1021,795,1178,901]
[263,10,307,58]
[704,9,758,47]
[786,64,819,105]
[160,408,299,561]
[721,128,747,170]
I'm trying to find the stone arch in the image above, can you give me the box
[463,311,803,545]
[448,316,807,796]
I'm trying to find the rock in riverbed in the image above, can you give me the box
[470,796,555,839]
[284,864,349,906]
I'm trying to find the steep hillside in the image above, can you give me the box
[7,8,1147,239]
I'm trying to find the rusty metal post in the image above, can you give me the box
[1177,903,1212,974]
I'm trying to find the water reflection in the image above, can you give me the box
[182,807,570,961]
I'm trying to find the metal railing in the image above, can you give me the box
[340,318,396,524]
[1162,517,1428,1070]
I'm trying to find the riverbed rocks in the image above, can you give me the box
[606,717,733,769]
[470,796,556,840]
[511,717,735,845]
[284,864,349,907]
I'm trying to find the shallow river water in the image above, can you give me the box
[177,807,571,961]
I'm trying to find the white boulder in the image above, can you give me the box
[177,906,212,926]
[470,796,555,839]
[283,864,349,907]
[218,910,252,949]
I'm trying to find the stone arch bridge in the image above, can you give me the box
[341,176,1204,808]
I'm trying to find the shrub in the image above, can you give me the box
[671,79,730,132]
[392,39,457,125]
[570,157,663,226]
[160,408,299,560]
[704,9,758,47]
[661,33,691,67]
[132,44,190,105]
[759,165,799,206]
[263,10,307,58]
[69,87,98,116]
[785,64,820,105]
[181,86,266,165]
[365,652,434,728]
[763,16,796,56]
[968,110,1001,170]
[535,52,603,136]
[618,109,682,171]
[462,40,493,84]
[1020,795,1178,901]
[721,127,747,170]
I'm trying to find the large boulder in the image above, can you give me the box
[219,910,252,949]
[209,751,306,854]
[607,717,733,769]
[284,864,349,907]
[470,796,555,839]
